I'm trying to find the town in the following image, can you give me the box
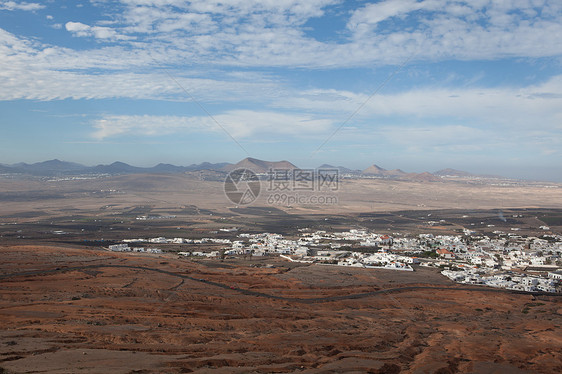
[109,227,562,294]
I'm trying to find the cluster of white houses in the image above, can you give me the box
[109,229,562,293]
[442,269,561,293]
[108,243,162,253]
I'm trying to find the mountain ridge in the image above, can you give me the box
[0,159,232,176]
[0,158,510,181]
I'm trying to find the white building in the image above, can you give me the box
[548,271,562,280]
[109,243,130,251]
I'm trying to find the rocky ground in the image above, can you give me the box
[0,245,561,373]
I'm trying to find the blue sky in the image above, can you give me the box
[1,0,561,180]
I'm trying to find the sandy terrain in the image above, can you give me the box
[1,245,561,373]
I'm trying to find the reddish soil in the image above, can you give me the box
[0,245,561,373]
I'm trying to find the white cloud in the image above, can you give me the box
[65,21,134,41]
[379,124,488,147]
[348,0,427,32]
[53,1,552,70]
[91,111,334,140]
[2,1,561,74]
[2,12,562,141]
[2,18,561,149]
[371,123,562,158]
[0,28,287,100]
[276,75,562,135]
[86,72,562,153]
[343,0,562,63]
[116,0,336,20]
[0,1,44,11]
[0,65,280,102]
[65,21,90,34]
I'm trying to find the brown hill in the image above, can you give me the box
[363,164,439,182]
[223,157,299,173]
[362,164,387,175]
[363,164,407,178]
[384,168,407,177]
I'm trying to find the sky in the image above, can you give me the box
[1,0,561,181]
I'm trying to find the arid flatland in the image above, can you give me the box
[1,245,561,373]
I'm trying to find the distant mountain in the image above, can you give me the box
[433,168,473,177]
[0,158,508,182]
[1,159,88,175]
[29,159,85,171]
[0,159,233,176]
[0,164,15,173]
[224,157,299,173]
[433,168,505,179]
[88,161,144,174]
[361,163,444,182]
[185,162,231,171]
[317,164,360,174]
[88,161,234,174]
[150,163,187,173]
[147,162,230,173]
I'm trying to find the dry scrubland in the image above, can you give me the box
[0,245,561,373]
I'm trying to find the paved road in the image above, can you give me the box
[1,264,559,304]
